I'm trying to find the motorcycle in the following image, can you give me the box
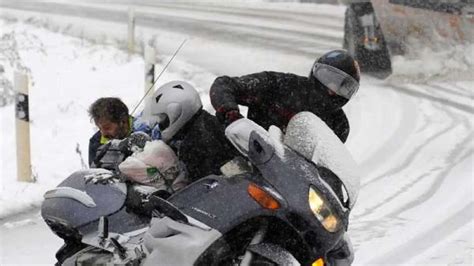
[41,111,359,265]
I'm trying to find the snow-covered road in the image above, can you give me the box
[1,211,62,264]
[1,0,472,265]
[0,0,344,77]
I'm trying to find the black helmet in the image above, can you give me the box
[310,50,360,101]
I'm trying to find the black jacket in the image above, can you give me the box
[210,71,350,142]
[170,109,239,182]
[88,131,102,167]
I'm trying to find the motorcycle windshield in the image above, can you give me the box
[225,112,359,208]
[283,112,360,209]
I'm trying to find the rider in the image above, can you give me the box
[210,50,360,265]
[142,80,239,181]
[210,49,360,143]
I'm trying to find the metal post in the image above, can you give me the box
[15,72,33,182]
[128,8,135,53]
[144,44,156,95]
[143,44,156,118]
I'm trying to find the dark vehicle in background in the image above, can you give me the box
[339,0,474,76]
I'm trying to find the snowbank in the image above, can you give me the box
[389,43,474,83]
[0,18,216,219]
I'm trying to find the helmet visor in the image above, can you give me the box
[312,63,359,100]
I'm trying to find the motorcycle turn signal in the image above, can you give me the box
[247,183,280,210]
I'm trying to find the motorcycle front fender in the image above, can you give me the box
[247,243,300,266]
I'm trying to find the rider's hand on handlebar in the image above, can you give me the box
[216,103,243,126]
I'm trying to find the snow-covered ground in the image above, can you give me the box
[0,19,217,220]
[1,1,473,265]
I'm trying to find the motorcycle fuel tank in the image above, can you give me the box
[41,170,126,233]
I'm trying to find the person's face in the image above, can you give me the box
[96,118,129,139]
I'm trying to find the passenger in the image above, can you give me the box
[87,97,157,167]
[143,80,239,181]
[210,49,360,143]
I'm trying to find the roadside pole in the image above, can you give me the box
[144,44,156,95]
[143,44,156,118]
[14,72,33,182]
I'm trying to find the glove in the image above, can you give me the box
[215,103,243,126]
[150,124,161,140]
[128,132,152,149]
[84,170,116,184]
[119,132,152,153]
[133,121,152,134]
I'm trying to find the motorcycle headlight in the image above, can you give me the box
[308,187,341,233]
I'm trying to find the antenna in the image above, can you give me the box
[131,39,187,115]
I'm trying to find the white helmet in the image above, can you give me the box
[144,80,202,142]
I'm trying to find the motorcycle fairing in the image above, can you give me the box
[171,131,346,261]
[168,175,271,233]
[248,131,348,251]
[226,123,349,256]
[143,216,222,266]
[225,113,360,209]
[41,170,127,229]
[284,112,360,209]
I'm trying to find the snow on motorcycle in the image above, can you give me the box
[41,111,360,265]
